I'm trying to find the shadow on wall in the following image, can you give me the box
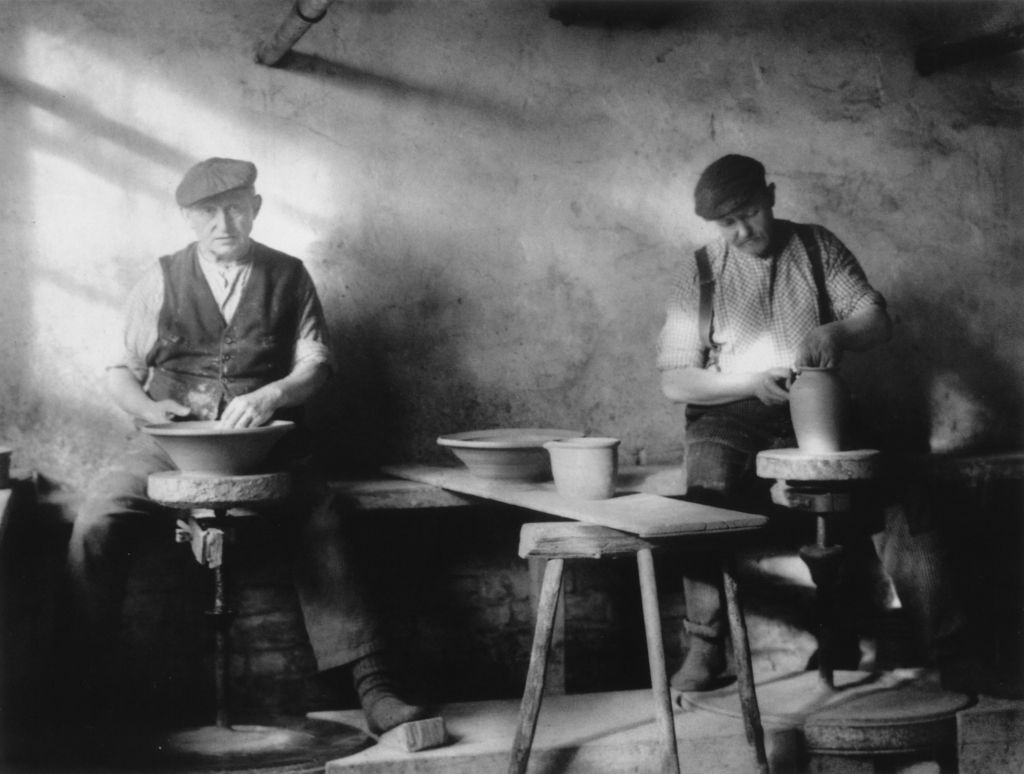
[306,224,513,474]
[271,51,532,130]
[848,289,1023,455]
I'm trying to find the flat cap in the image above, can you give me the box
[175,157,257,207]
[694,154,767,220]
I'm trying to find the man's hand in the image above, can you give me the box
[796,326,844,368]
[754,367,793,406]
[219,385,284,428]
[140,400,192,425]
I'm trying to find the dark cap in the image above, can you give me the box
[175,157,257,207]
[694,154,767,220]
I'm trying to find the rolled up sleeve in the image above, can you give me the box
[656,265,706,371]
[108,266,163,383]
[293,270,336,374]
[820,229,887,319]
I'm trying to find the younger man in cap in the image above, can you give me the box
[67,157,439,744]
[656,154,892,690]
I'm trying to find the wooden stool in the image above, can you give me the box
[509,521,768,774]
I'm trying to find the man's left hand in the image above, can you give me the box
[796,326,843,368]
[220,386,283,428]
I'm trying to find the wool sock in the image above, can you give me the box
[351,652,429,735]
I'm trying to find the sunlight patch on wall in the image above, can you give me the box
[27,270,122,409]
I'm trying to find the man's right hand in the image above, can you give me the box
[754,367,793,406]
[139,400,192,425]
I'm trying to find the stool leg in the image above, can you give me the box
[508,557,564,774]
[722,555,769,774]
[637,548,681,774]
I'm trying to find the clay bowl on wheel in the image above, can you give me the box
[437,428,585,482]
[141,420,294,475]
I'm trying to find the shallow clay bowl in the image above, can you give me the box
[141,420,294,475]
[437,428,585,482]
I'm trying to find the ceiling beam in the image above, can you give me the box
[255,0,336,67]
[916,24,1024,76]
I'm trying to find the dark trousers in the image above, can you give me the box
[66,433,386,697]
[681,400,797,639]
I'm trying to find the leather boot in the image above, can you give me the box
[670,619,735,693]
[351,652,430,735]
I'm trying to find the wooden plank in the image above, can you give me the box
[923,451,1024,483]
[0,488,13,547]
[519,522,653,559]
[382,465,766,538]
[330,478,473,510]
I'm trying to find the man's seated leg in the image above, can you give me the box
[63,441,177,736]
[673,428,757,692]
[286,469,445,748]
[674,405,791,692]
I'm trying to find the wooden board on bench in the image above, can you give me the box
[382,464,766,538]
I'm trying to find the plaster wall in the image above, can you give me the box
[0,0,1022,488]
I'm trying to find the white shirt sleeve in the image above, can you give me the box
[108,265,164,382]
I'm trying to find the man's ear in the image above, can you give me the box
[765,183,776,208]
[251,193,263,219]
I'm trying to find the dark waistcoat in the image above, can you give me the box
[145,241,305,420]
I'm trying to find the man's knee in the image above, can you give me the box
[685,443,749,497]
[71,470,157,550]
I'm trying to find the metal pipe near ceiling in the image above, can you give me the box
[255,0,336,67]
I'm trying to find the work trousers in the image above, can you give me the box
[66,432,386,691]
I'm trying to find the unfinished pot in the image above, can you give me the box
[788,367,850,454]
[544,437,620,500]
[141,420,294,475]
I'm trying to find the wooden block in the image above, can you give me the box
[375,716,448,752]
[957,698,1024,774]
[769,482,854,513]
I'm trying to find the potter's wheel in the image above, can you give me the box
[95,716,371,773]
[681,669,973,754]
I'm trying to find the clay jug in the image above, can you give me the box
[788,367,850,453]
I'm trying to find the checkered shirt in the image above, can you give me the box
[656,221,886,373]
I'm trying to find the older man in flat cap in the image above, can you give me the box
[656,154,892,691]
[67,158,436,744]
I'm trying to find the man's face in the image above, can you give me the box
[713,185,775,257]
[183,187,262,261]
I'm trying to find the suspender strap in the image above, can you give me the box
[694,224,832,354]
[694,246,714,350]
[793,223,834,324]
